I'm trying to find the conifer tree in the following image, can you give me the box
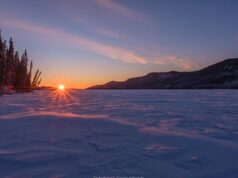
[0,37,7,94]
[26,60,33,88]
[5,38,15,87]
[19,50,28,88]
[14,51,20,89]
[0,30,42,94]
[0,31,4,94]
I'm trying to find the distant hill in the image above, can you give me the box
[88,58,238,89]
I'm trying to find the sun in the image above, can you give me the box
[58,84,65,90]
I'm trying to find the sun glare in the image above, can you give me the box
[48,84,74,104]
[58,84,65,90]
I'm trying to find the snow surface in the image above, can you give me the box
[0,90,238,178]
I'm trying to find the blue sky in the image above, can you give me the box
[0,0,238,88]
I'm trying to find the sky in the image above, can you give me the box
[0,0,238,88]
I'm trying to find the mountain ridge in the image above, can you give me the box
[88,58,238,89]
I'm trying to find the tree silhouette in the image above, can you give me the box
[32,69,42,88]
[0,30,42,94]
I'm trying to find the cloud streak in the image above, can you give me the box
[1,15,197,71]
[153,55,198,71]
[94,28,127,40]
[2,18,146,64]
[95,0,148,22]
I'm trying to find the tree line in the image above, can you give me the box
[0,30,41,95]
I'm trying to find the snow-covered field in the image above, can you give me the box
[0,90,238,178]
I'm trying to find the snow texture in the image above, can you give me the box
[0,90,238,178]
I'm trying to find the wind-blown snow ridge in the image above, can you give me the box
[0,111,109,120]
[0,90,238,178]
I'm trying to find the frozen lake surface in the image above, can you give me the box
[0,90,238,178]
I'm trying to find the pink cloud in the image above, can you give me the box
[95,0,148,22]
[1,18,146,64]
[153,55,198,71]
[94,28,126,39]
[1,15,198,71]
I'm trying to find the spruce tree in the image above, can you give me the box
[14,52,20,89]
[5,38,15,87]
[0,31,3,93]
[19,51,27,89]
[27,60,33,88]
[0,39,7,94]
[0,30,42,93]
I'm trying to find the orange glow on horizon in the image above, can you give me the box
[40,71,140,89]
[40,74,97,89]
[41,80,102,89]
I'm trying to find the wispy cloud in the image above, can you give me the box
[94,28,126,39]
[95,0,148,22]
[1,18,146,64]
[1,15,197,71]
[153,55,198,71]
